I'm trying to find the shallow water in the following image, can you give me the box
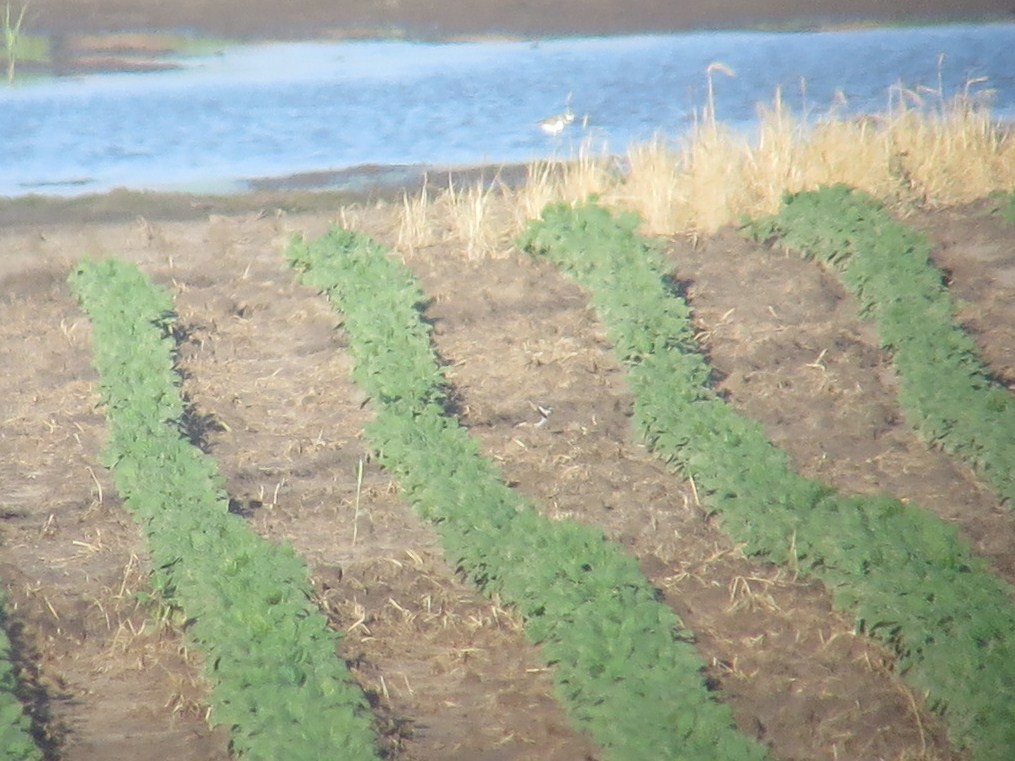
[2,23,1014,197]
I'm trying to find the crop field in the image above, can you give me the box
[1,106,1014,761]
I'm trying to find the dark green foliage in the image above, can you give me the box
[520,200,1015,761]
[0,593,43,761]
[286,227,771,761]
[745,184,1015,507]
[988,188,1015,224]
[69,258,380,761]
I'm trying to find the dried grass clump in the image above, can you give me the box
[515,138,617,223]
[622,73,1014,236]
[886,82,1015,204]
[396,140,620,260]
[621,137,686,235]
[392,65,1015,253]
[396,185,439,254]
[802,115,897,199]
[396,176,516,260]
[440,179,511,260]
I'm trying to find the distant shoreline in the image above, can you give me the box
[21,0,1015,41]
[4,5,1012,226]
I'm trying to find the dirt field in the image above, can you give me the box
[3,0,1015,758]
[0,189,1012,760]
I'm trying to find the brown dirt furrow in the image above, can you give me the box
[2,195,1012,761]
[674,227,1015,583]
[154,210,600,760]
[0,243,230,761]
[910,203,1015,388]
[404,247,957,761]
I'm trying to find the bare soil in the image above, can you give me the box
[1,192,1013,761]
[3,3,1015,760]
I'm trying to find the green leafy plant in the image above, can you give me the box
[987,188,1015,225]
[69,258,381,761]
[286,227,771,761]
[0,592,42,761]
[520,200,1015,761]
[745,185,1015,507]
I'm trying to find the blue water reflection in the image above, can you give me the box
[2,23,1013,196]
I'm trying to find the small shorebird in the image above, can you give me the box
[539,93,578,136]
[538,107,575,136]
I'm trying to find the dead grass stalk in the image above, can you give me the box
[391,68,1015,251]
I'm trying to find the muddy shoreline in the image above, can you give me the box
[21,0,1015,40]
[0,162,538,228]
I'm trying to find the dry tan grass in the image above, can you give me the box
[440,178,508,259]
[395,187,433,253]
[620,137,687,234]
[396,176,511,259]
[887,81,1015,203]
[620,78,1015,234]
[515,138,617,218]
[380,69,1014,255]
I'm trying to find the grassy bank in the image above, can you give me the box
[395,77,1014,254]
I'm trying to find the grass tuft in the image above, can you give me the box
[441,178,504,259]
[2,2,27,84]
[390,67,1015,251]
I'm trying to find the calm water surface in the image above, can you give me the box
[2,23,1014,196]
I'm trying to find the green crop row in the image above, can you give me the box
[286,227,770,761]
[518,201,1015,761]
[0,593,42,761]
[68,259,380,761]
[745,184,1015,506]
